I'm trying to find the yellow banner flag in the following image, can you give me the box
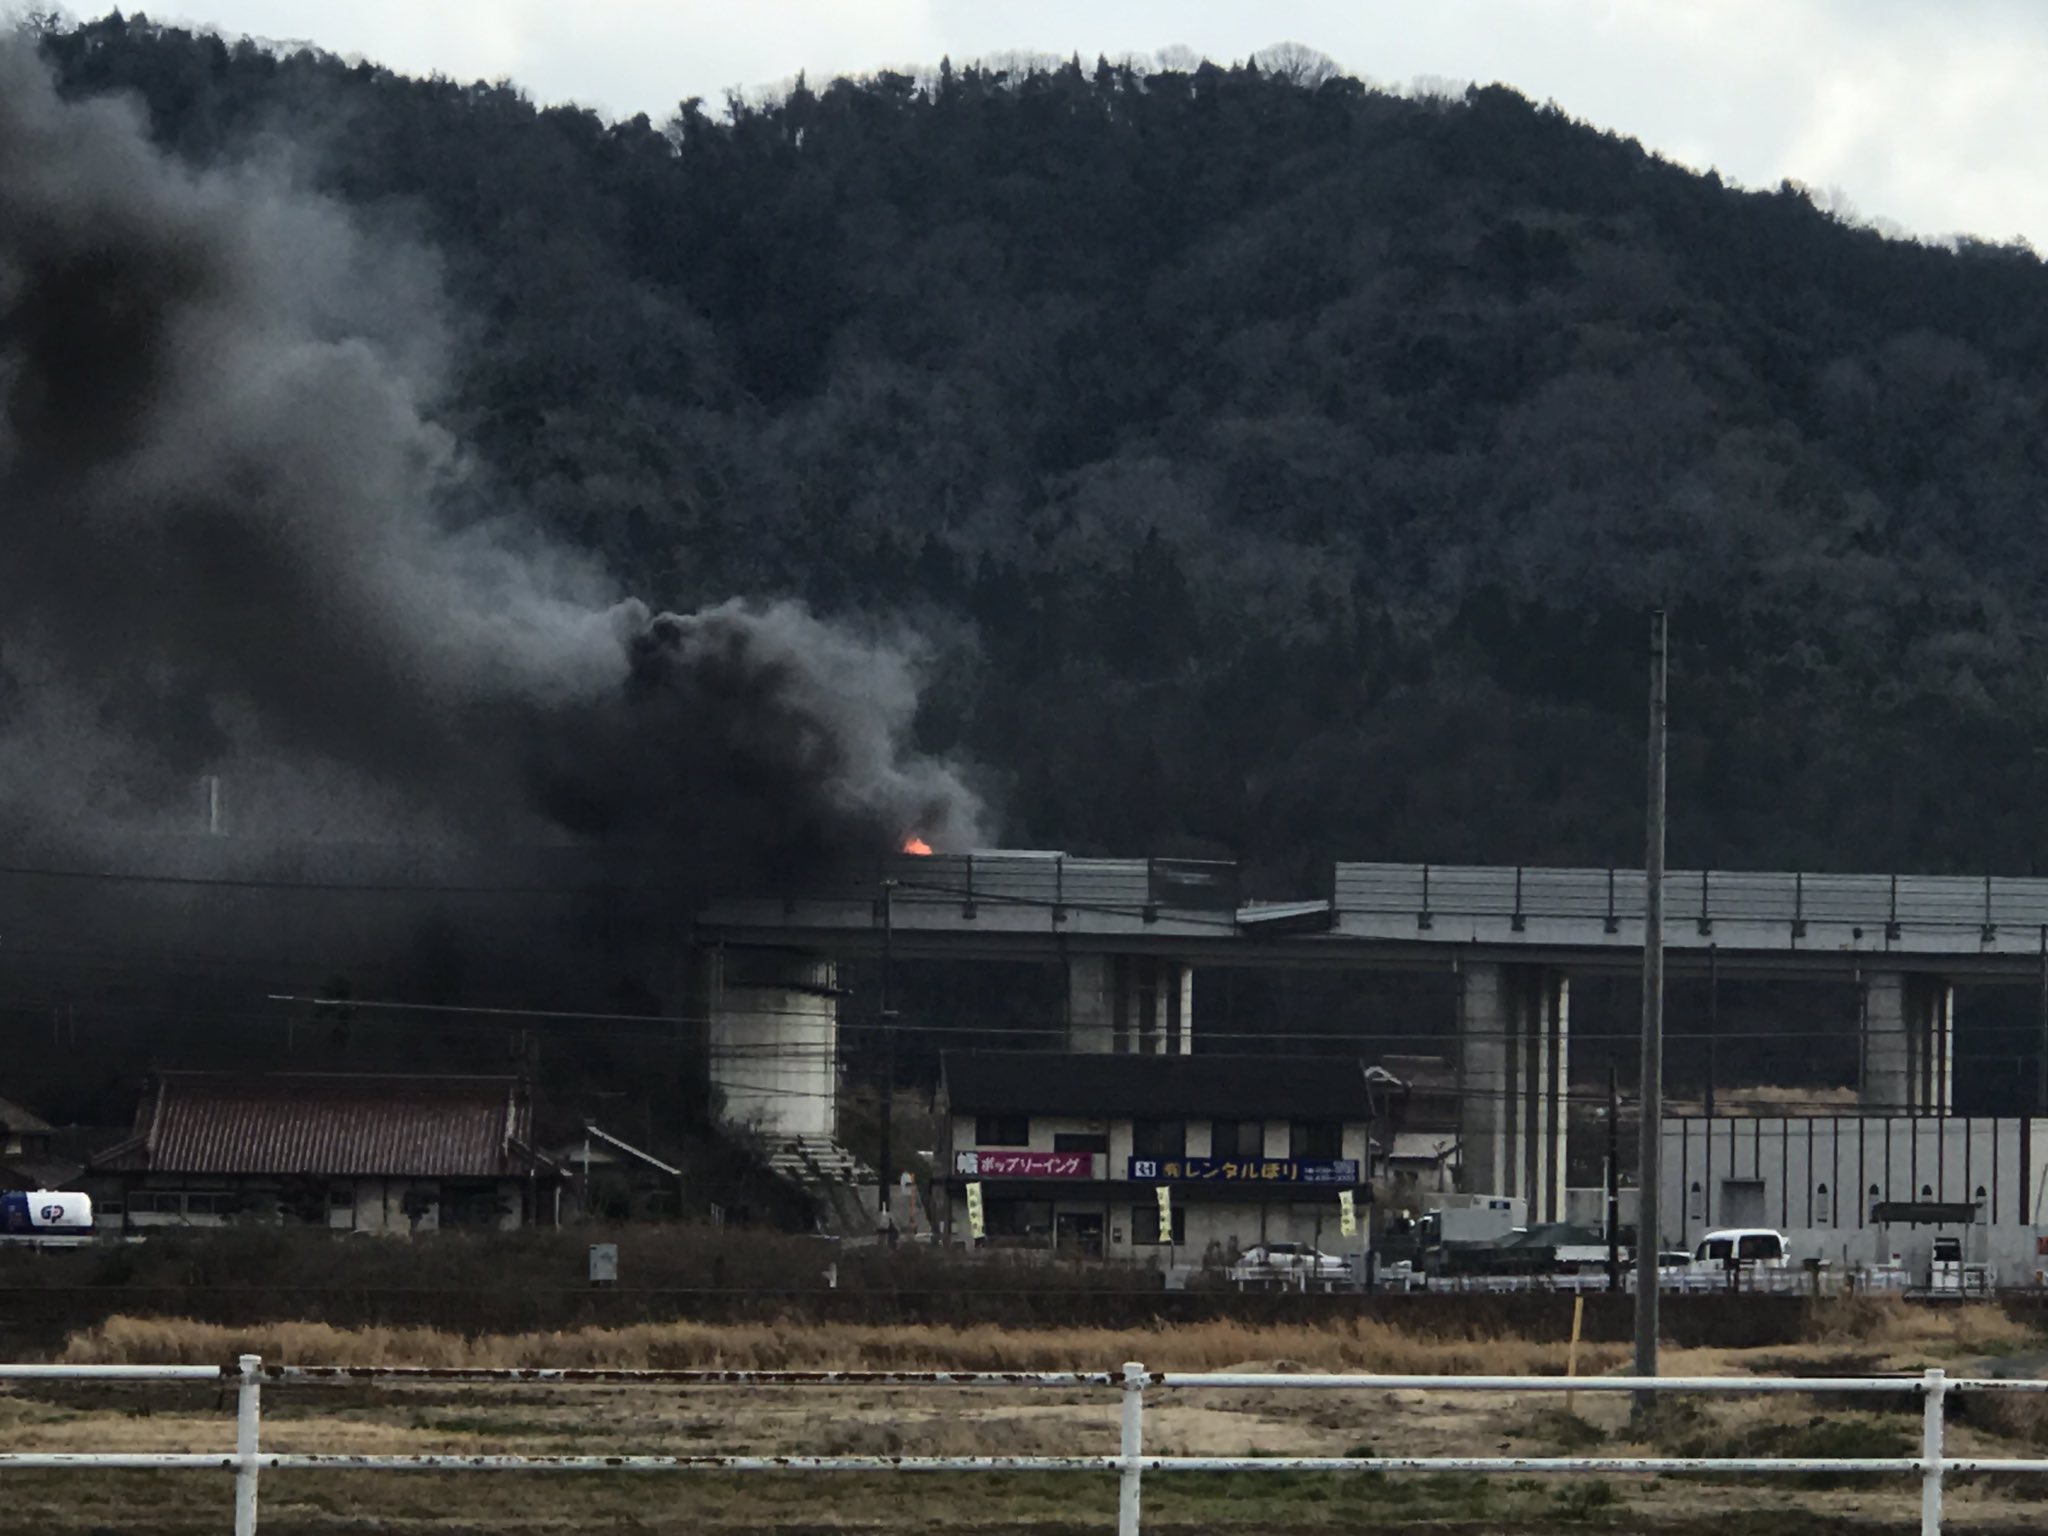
[1338,1188,1357,1238]
[1156,1184,1172,1241]
[965,1181,985,1239]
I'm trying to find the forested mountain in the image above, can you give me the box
[31,14,2048,889]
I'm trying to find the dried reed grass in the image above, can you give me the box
[63,1312,1627,1375]
[1804,1296,2035,1355]
[58,1298,2036,1380]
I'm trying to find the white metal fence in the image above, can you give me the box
[1390,1266,1932,1295]
[4,1358,2048,1534]
[1240,1265,1940,1295]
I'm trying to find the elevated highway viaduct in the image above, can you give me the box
[699,856,2048,1219]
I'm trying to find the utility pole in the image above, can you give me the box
[1606,1061,1621,1293]
[1704,944,1719,1120]
[877,877,897,1242]
[1634,610,1668,1416]
[2037,925,2046,1117]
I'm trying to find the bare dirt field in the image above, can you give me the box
[5,1301,2046,1532]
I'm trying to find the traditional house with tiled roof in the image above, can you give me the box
[89,1073,564,1233]
[0,1095,80,1191]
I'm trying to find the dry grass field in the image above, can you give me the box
[5,1300,2047,1533]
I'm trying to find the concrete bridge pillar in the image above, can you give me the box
[699,947,839,1138]
[1067,955,1193,1054]
[1861,972,1953,1115]
[1459,962,1569,1222]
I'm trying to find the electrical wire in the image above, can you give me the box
[0,954,2031,1054]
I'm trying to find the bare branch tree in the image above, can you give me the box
[1253,42,1341,88]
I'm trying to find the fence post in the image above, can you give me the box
[1921,1367,1946,1536]
[1118,1360,1146,1536]
[234,1354,262,1536]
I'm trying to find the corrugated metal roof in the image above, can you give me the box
[93,1074,551,1178]
[1387,1131,1459,1163]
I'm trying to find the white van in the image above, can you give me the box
[1690,1228,1789,1273]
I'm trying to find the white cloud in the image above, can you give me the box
[120,0,2048,244]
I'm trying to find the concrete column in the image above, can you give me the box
[1171,963,1194,1054]
[1459,962,1569,1222]
[1461,962,1512,1202]
[701,947,838,1138]
[1861,973,1953,1115]
[1539,971,1570,1223]
[1923,982,1954,1116]
[1066,956,1194,1054]
[1068,956,1117,1053]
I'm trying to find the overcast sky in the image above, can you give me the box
[117,0,2048,247]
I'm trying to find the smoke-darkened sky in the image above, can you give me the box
[0,39,984,875]
[125,0,2048,249]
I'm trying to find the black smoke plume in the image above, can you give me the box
[0,42,984,888]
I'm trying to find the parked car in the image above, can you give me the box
[1228,1242,1352,1289]
[1688,1228,1789,1273]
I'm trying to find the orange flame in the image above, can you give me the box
[902,836,933,856]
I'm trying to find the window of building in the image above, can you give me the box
[1052,1132,1109,1154]
[1131,1120,1186,1160]
[1815,1184,1831,1225]
[1209,1120,1263,1160]
[442,1184,508,1229]
[136,1191,236,1219]
[329,1185,355,1211]
[975,1114,1030,1147]
[1687,1181,1704,1222]
[985,1199,1052,1241]
[1131,1203,1187,1245]
[1291,1121,1342,1160]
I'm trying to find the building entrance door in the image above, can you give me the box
[1720,1179,1766,1228]
[1055,1211,1104,1257]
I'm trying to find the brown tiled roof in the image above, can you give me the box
[91,1074,558,1179]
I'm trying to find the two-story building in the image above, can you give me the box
[940,1051,1383,1265]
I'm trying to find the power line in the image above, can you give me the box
[4,975,2042,1052]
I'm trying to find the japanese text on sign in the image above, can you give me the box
[954,1150,1094,1178]
[1126,1157,1360,1185]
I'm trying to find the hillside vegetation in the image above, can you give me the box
[31,15,2048,889]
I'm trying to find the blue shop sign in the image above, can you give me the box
[1126,1157,1360,1185]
